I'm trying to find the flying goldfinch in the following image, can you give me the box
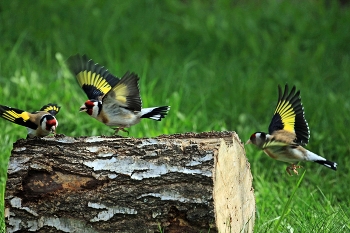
[0,103,60,138]
[67,54,170,133]
[246,84,337,175]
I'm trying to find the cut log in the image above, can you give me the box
[5,132,255,233]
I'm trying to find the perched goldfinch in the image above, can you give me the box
[246,84,337,175]
[67,54,170,133]
[0,103,60,138]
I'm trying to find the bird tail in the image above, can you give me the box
[314,160,337,171]
[306,150,337,171]
[140,106,170,121]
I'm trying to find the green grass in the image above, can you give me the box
[273,170,306,232]
[1,0,350,232]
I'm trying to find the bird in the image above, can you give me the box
[246,84,337,175]
[0,103,60,138]
[66,54,170,133]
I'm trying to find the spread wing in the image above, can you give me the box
[40,103,61,116]
[0,105,38,130]
[268,84,310,145]
[67,54,120,100]
[107,71,142,111]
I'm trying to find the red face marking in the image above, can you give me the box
[83,100,97,116]
[87,108,93,115]
[85,100,95,108]
[250,133,256,140]
[46,119,57,130]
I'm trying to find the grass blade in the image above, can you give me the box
[273,170,306,232]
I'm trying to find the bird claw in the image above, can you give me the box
[286,164,302,176]
[113,127,129,135]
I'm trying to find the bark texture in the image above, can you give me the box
[5,131,255,233]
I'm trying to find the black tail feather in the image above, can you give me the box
[140,106,170,121]
[315,160,337,171]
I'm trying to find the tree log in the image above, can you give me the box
[5,132,255,233]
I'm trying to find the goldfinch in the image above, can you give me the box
[0,103,60,138]
[67,54,170,133]
[246,84,337,175]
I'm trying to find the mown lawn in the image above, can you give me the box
[0,0,349,232]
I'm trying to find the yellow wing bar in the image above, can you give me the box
[67,54,120,100]
[76,70,112,96]
[274,100,296,133]
[40,103,61,116]
[2,110,30,122]
[110,71,142,111]
[0,105,38,130]
[268,84,310,145]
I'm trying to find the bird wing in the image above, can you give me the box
[262,138,303,162]
[67,54,120,100]
[106,71,142,111]
[268,84,310,145]
[40,103,61,116]
[0,105,38,130]
[262,136,300,152]
[262,138,290,149]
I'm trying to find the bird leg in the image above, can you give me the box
[113,127,129,135]
[286,164,302,176]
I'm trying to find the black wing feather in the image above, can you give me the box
[268,84,310,145]
[108,71,142,111]
[39,103,61,116]
[67,54,120,100]
[0,105,38,130]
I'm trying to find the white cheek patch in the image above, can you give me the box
[41,118,48,130]
[91,105,100,118]
[254,133,265,145]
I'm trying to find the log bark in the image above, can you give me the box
[5,132,255,233]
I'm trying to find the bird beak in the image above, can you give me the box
[50,126,56,134]
[79,105,87,112]
[245,139,252,145]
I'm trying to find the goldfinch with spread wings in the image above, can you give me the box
[67,54,170,133]
[0,103,60,138]
[246,84,337,175]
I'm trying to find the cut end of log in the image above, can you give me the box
[214,133,255,232]
[6,131,255,232]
